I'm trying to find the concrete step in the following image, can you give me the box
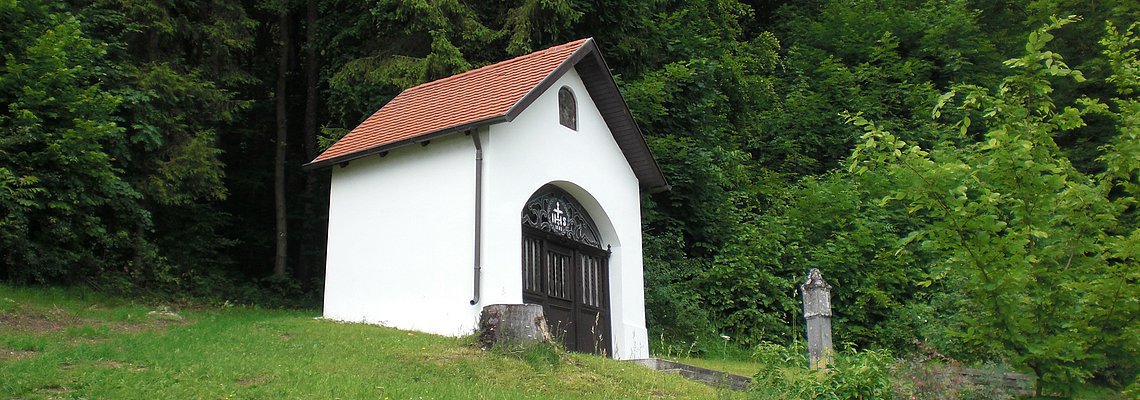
[630,358,752,391]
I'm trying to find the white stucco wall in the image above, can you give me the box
[324,133,478,335]
[323,66,650,359]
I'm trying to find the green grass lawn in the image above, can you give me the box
[0,285,730,399]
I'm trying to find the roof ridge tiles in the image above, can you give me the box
[399,38,589,95]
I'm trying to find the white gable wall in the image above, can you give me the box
[323,67,649,359]
[480,68,649,359]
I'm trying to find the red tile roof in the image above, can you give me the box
[310,38,591,166]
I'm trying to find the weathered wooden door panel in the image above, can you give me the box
[522,228,611,355]
[521,186,611,355]
[574,252,609,354]
[544,244,576,348]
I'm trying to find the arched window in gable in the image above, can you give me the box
[558,86,577,130]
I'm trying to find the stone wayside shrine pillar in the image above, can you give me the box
[801,268,833,369]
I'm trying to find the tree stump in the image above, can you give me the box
[478,304,551,349]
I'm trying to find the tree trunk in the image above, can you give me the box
[299,0,319,285]
[478,304,551,349]
[273,9,290,277]
[303,0,318,162]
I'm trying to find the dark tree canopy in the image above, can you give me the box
[0,0,1136,393]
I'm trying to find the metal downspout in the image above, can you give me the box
[469,131,483,305]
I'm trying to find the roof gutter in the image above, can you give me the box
[469,130,484,306]
[302,115,508,171]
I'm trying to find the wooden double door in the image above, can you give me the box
[522,228,611,355]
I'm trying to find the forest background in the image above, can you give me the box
[1,0,1137,395]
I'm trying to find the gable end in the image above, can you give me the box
[503,40,668,193]
[574,47,669,193]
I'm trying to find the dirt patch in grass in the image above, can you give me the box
[1,306,189,336]
[251,322,293,341]
[0,347,38,361]
[109,317,187,333]
[98,360,148,372]
[418,347,481,365]
[236,374,272,387]
[2,305,100,333]
[1,300,89,332]
[34,385,72,395]
[0,313,81,332]
[70,337,109,346]
[1,314,185,336]
[100,360,128,369]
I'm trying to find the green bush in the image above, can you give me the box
[749,342,892,400]
[888,346,1015,400]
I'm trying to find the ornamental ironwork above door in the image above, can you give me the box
[522,186,603,249]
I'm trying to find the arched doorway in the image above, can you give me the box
[521,185,611,355]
